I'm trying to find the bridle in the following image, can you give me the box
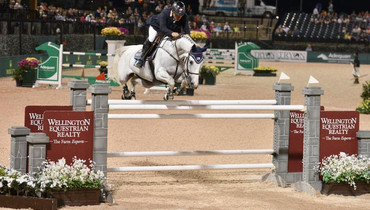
[158,35,202,88]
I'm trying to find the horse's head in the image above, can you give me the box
[170,35,208,89]
[182,44,208,89]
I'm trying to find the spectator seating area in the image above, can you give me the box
[274,12,370,44]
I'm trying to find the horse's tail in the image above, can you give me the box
[110,46,129,85]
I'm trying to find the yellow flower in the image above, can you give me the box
[26,57,39,62]
[190,31,208,40]
[99,61,108,66]
[201,65,219,77]
[253,66,278,72]
[101,27,122,36]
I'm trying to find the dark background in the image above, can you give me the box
[254,0,369,17]
[30,1,368,17]
[183,0,368,18]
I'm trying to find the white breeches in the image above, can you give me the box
[148,26,157,42]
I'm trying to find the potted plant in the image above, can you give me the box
[190,30,210,47]
[12,67,24,86]
[356,81,370,114]
[0,157,105,208]
[200,65,220,85]
[13,57,40,87]
[98,61,108,77]
[253,66,278,76]
[315,152,370,195]
[101,26,128,40]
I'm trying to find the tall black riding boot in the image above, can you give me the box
[135,40,152,68]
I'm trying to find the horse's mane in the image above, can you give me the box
[182,34,196,46]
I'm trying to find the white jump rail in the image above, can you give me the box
[108,113,276,119]
[108,163,275,172]
[87,99,278,105]
[108,104,305,111]
[94,99,298,170]
[108,149,274,157]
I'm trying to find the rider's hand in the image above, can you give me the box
[171,32,180,38]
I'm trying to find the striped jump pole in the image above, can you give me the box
[62,64,111,68]
[63,51,115,57]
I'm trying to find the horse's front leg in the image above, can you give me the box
[130,77,139,100]
[155,68,175,100]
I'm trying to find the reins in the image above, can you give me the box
[157,35,197,82]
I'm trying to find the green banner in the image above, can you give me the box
[235,42,260,74]
[307,52,370,64]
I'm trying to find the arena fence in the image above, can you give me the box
[72,81,306,185]
[8,80,370,194]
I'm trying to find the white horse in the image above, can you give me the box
[110,35,208,100]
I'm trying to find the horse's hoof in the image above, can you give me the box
[163,95,168,101]
[122,95,132,100]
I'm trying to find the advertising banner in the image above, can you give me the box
[320,111,359,161]
[24,106,73,132]
[251,50,307,62]
[43,111,94,164]
[307,51,352,63]
[288,111,305,172]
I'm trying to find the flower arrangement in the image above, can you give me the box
[101,27,122,36]
[357,81,370,114]
[200,65,219,78]
[117,27,129,35]
[18,57,39,69]
[253,66,278,72]
[99,61,108,67]
[190,30,209,41]
[357,100,370,114]
[98,61,108,75]
[0,157,105,198]
[101,27,128,40]
[13,57,40,81]
[314,152,370,190]
[0,165,37,196]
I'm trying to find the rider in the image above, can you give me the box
[134,1,190,68]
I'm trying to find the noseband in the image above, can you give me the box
[182,53,201,88]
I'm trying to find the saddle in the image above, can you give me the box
[134,36,163,65]
[134,36,164,80]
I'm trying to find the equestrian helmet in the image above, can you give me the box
[172,1,186,16]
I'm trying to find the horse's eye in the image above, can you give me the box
[190,61,194,65]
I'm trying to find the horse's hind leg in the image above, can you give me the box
[122,84,132,100]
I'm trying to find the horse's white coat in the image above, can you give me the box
[111,35,205,99]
